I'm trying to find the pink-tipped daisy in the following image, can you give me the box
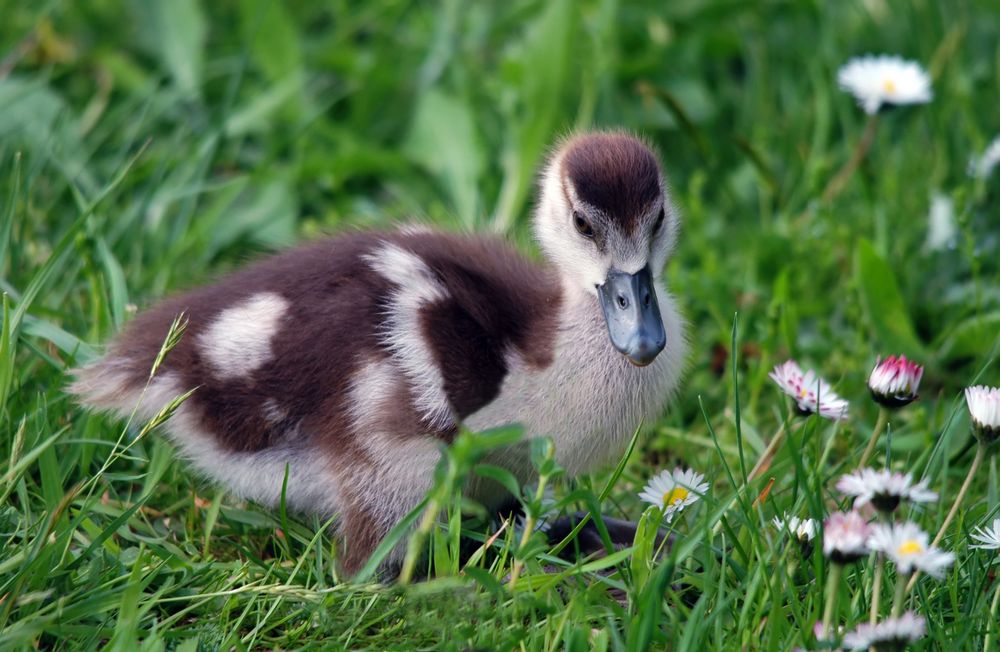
[842,611,926,650]
[835,468,937,513]
[837,55,932,115]
[971,518,1000,550]
[868,355,923,408]
[638,468,709,523]
[868,521,955,579]
[965,385,1000,444]
[822,511,870,564]
[769,360,849,421]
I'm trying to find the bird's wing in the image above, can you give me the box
[368,231,563,422]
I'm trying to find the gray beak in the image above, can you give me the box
[597,266,666,366]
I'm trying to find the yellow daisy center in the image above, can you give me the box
[663,487,689,506]
[897,539,923,556]
[883,78,897,95]
[798,387,809,398]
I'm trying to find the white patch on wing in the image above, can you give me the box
[363,243,453,430]
[198,292,289,380]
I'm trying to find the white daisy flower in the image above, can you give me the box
[638,468,709,523]
[771,513,817,542]
[965,385,1000,444]
[843,611,926,650]
[837,54,932,115]
[769,360,849,420]
[971,518,1000,550]
[835,468,937,513]
[867,355,924,408]
[822,511,871,564]
[970,135,1000,179]
[868,521,955,579]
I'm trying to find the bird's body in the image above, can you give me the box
[72,132,687,574]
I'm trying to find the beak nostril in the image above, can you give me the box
[617,295,628,309]
[642,292,651,308]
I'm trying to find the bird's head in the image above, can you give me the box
[534,131,679,366]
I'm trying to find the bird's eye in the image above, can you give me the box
[573,211,594,238]
[653,206,666,233]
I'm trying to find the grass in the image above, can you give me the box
[2,0,1000,649]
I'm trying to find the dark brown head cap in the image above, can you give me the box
[561,132,663,234]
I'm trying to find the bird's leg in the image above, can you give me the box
[337,503,388,579]
[545,511,671,560]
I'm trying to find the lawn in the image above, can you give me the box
[2,0,1000,649]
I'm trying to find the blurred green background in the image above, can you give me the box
[2,0,1000,648]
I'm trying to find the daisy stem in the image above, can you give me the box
[869,554,885,625]
[906,443,988,591]
[747,421,788,482]
[820,113,880,204]
[891,571,908,618]
[398,494,440,585]
[858,408,890,469]
[821,563,844,640]
[984,577,1000,651]
[508,475,550,590]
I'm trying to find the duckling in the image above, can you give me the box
[70,131,687,575]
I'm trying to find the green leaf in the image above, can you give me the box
[142,0,207,97]
[238,0,303,85]
[404,90,484,226]
[473,464,522,497]
[95,237,129,329]
[937,311,1000,362]
[21,315,98,362]
[854,239,925,358]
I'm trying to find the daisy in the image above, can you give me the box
[837,55,932,115]
[638,468,709,523]
[970,135,1000,179]
[925,192,957,252]
[822,511,871,564]
[971,518,1000,550]
[772,513,817,542]
[835,468,937,513]
[868,521,955,579]
[965,385,1000,444]
[867,355,923,408]
[842,612,926,650]
[769,360,849,420]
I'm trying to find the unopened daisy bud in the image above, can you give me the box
[965,385,1000,445]
[769,360,849,421]
[970,518,1000,550]
[638,468,709,523]
[868,522,955,579]
[843,611,926,651]
[837,55,932,115]
[868,355,923,408]
[836,468,937,513]
[822,511,870,564]
[970,135,1000,179]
